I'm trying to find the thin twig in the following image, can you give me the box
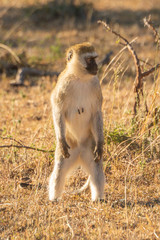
[1,137,24,146]
[98,20,160,115]
[100,37,138,84]
[0,144,54,153]
[141,64,160,78]
[98,21,142,87]
[144,15,160,45]
[0,136,54,153]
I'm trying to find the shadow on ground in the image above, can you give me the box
[0,1,160,31]
[111,197,160,208]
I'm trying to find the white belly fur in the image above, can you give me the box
[65,81,94,142]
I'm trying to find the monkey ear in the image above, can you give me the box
[67,49,73,62]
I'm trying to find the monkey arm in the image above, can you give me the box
[91,111,104,162]
[52,106,70,158]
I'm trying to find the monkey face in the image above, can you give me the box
[66,42,98,76]
[85,57,98,75]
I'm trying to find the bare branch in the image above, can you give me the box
[0,136,54,153]
[142,64,160,78]
[98,20,160,115]
[100,37,138,84]
[0,144,54,153]
[144,15,160,45]
[98,20,142,86]
[1,137,24,146]
[10,67,59,86]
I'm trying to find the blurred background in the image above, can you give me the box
[0,1,160,239]
[0,0,160,78]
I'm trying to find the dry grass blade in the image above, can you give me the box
[100,37,138,84]
[1,2,160,239]
[98,20,160,115]
[0,43,21,64]
[98,20,142,89]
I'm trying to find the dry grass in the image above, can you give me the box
[0,0,160,239]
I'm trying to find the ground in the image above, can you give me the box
[0,0,160,239]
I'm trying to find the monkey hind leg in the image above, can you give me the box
[81,151,105,201]
[49,148,79,201]
[49,158,66,201]
[89,161,105,201]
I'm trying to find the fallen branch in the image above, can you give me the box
[0,144,54,153]
[0,136,54,153]
[10,54,112,86]
[10,67,59,86]
[0,44,59,86]
[1,137,24,146]
[98,20,160,115]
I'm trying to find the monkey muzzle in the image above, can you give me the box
[85,57,98,75]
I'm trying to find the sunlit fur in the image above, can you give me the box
[49,42,105,201]
[66,42,98,76]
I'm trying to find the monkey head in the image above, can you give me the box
[66,42,98,76]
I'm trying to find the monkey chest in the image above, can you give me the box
[64,81,99,139]
[65,88,96,124]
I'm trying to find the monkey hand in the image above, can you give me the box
[60,138,70,158]
[94,142,103,162]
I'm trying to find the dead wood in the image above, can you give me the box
[0,136,54,153]
[0,44,59,86]
[98,20,160,115]
[144,15,160,45]
[9,54,112,86]
[10,67,59,86]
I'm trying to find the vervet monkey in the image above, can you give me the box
[49,42,105,201]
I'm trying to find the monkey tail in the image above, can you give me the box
[72,176,90,195]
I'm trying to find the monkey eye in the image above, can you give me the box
[85,57,96,64]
